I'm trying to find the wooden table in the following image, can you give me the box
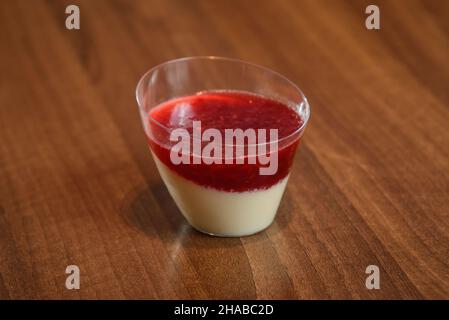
[1,0,448,300]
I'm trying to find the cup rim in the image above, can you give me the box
[135,56,311,147]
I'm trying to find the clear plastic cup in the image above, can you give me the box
[136,57,310,237]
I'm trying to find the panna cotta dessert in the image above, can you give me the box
[136,57,310,237]
[146,91,304,236]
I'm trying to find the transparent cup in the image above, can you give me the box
[136,57,310,237]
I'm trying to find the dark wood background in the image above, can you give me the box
[1,0,448,299]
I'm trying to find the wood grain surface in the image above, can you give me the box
[1,0,448,299]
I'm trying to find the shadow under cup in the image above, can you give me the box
[136,57,310,237]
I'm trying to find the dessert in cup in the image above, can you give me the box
[136,57,310,237]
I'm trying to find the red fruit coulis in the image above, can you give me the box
[148,91,304,192]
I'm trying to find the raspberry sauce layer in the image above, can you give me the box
[147,91,303,192]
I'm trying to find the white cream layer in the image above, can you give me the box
[152,152,289,237]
